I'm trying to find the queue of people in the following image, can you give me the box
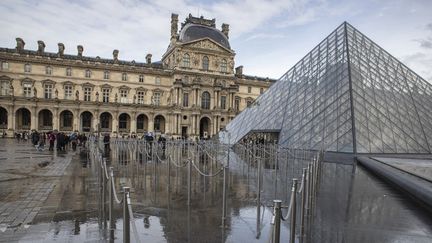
[14,130,88,152]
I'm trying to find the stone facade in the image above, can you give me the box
[0,13,274,139]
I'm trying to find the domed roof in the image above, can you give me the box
[179,24,230,49]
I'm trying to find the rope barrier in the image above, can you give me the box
[280,194,294,221]
[190,159,224,177]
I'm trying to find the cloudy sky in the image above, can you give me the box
[0,0,431,81]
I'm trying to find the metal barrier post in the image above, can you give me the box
[109,167,114,241]
[123,187,130,243]
[222,155,228,226]
[257,157,262,204]
[187,160,192,206]
[306,163,312,230]
[299,168,307,243]
[102,158,107,229]
[272,200,282,243]
[290,179,298,243]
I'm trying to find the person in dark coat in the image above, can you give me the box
[103,134,110,152]
[56,133,64,151]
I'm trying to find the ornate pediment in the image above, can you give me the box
[0,75,12,81]
[21,77,35,86]
[41,79,56,87]
[182,38,232,53]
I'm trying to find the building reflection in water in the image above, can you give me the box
[42,141,432,243]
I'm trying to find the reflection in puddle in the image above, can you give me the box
[15,140,432,242]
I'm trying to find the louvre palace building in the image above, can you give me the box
[0,13,273,138]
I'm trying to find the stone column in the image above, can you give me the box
[148,113,154,132]
[130,112,137,133]
[7,105,14,131]
[93,111,99,133]
[73,109,80,132]
[31,106,38,130]
[53,108,59,131]
[177,114,181,135]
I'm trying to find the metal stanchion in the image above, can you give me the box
[187,160,192,206]
[222,156,228,226]
[109,167,115,242]
[290,179,298,243]
[123,187,130,243]
[257,157,262,204]
[102,158,107,229]
[272,200,282,243]
[299,168,308,243]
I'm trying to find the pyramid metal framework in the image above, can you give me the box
[223,22,432,153]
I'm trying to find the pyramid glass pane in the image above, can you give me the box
[346,24,431,153]
[223,22,432,154]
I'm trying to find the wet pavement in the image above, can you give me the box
[0,139,431,242]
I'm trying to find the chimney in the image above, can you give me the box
[235,65,243,76]
[15,38,25,53]
[171,13,179,40]
[146,54,152,64]
[222,23,229,39]
[77,45,84,57]
[37,40,45,54]
[57,43,65,57]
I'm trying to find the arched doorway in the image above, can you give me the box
[154,115,165,134]
[100,112,112,132]
[80,111,93,132]
[60,110,73,131]
[137,114,148,133]
[199,117,211,139]
[15,108,31,130]
[38,109,53,131]
[118,113,131,132]
[0,107,7,130]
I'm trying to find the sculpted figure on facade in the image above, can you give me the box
[77,45,84,57]
[33,87,37,97]
[113,49,119,61]
[15,38,25,53]
[95,91,99,102]
[75,90,79,100]
[37,40,45,54]
[57,43,65,57]
[9,83,14,96]
[55,89,58,99]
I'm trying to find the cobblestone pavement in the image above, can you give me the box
[0,139,76,241]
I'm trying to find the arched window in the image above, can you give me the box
[220,59,227,72]
[183,53,190,68]
[202,56,209,71]
[201,91,210,110]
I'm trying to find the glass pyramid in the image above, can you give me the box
[222,22,432,153]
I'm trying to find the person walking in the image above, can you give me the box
[48,132,56,151]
